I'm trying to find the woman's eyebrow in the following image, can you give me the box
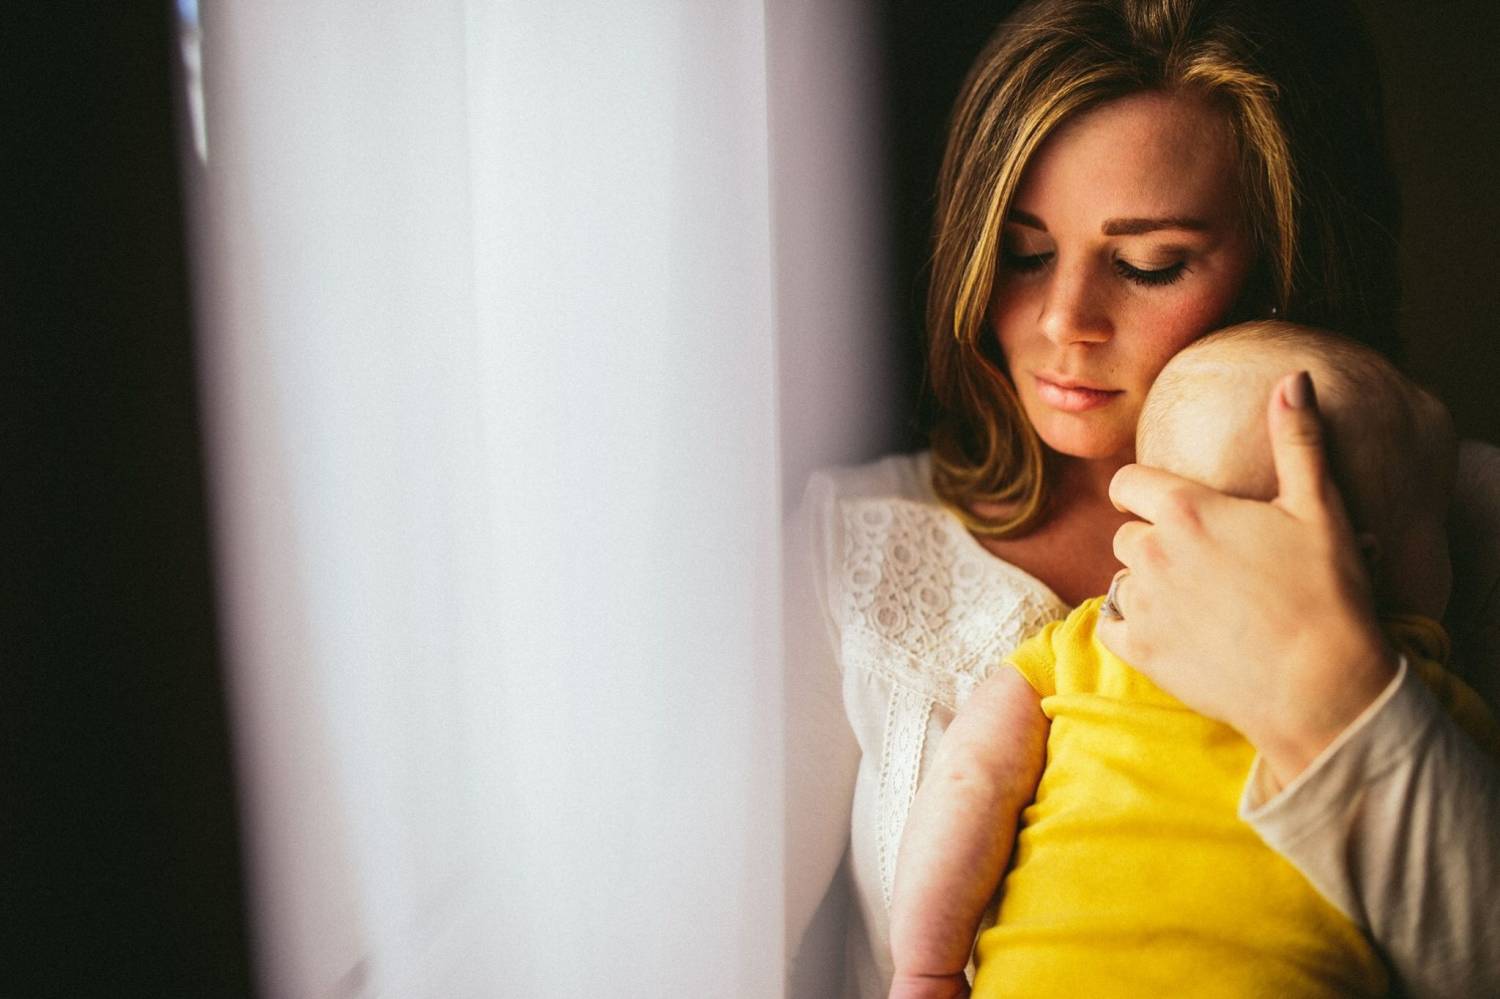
[1101,216,1209,235]
[1006,211,1213,235]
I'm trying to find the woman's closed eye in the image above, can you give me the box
[1114,257,1188,287]
[1002,249,1053,273]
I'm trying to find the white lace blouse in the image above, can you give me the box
[785,451,1066,998]
[786,448,1500,999]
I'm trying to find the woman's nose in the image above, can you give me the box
[1038,261,1113,346]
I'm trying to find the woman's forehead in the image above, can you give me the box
[1009,91,1241,232]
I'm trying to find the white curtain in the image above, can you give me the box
[190,2,897,996]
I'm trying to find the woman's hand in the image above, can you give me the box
[1096,372,1400,791]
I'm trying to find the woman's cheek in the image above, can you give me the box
[1148,294,1229,354]
[991,294,1035,368]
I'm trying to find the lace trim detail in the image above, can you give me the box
[877,685,932,909]
[837,498,1065,709]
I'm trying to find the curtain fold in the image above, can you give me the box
[190,3,894,995]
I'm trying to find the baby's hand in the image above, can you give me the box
[887,970,970,999]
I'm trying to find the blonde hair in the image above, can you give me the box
[927,0,1400,536]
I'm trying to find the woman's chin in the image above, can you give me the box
[1034,425,1134,464]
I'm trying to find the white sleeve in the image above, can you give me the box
[1241,658,1500,998]
[784,471,861,996]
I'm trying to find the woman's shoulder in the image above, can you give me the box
[1447,440,1500,708]
[804,449,935,506]
[1455,440,1500,502]
[1452,440,1500,586]
[800,449,1068,706]
[796,450,938,564]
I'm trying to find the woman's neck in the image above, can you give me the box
[968,451,1134,606]
[1051,452,1130,510]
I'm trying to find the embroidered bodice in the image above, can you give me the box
[837,495,1065,714]
[797,451,1066,997]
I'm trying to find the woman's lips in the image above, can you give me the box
[1033,374,1122,413]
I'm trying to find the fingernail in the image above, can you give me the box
[1285,370,1315,409]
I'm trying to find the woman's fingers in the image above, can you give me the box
[1094,574,1141,663]
[1098,369,1388,777]
[1107,462,1217,525]
[1100,568,1130,621]
[1113,371,1349,533]
[1268,370,1346,531]
[1111,519,1150,566]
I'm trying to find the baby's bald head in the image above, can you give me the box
[1137,321,1455,616]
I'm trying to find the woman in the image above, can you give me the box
[785,1,1500,996]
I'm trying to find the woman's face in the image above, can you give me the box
[991,90,1256,464]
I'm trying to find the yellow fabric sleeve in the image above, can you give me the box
[1005,615,1069,699]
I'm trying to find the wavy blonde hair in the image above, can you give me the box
[928,0,1400,536]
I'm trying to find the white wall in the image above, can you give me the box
[770,0,903,506]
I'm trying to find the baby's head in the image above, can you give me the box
[1137,321,1456,619]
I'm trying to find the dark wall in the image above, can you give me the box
[1360,0,1500,446]
[7,7,254,998]
[876,3,1012,452]
[876,0,1500,447]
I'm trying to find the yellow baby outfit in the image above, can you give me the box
[970,597,1496,998]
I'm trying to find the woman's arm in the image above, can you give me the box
[1242,657,1500,997]
[1098,371,1500,996]
[888,669,1047,999]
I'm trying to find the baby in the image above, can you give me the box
[888,322,1499,999]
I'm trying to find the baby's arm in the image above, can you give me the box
[888,668,1048,999]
